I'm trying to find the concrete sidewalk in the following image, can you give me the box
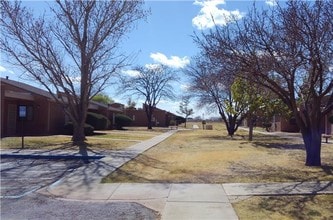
[44,181,332,220]
[44,181,333,220]
[46,183,239,220]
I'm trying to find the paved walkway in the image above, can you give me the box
[2,130,333,220]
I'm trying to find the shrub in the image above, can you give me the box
[115,114,133,130]
[175,116,186,125]
[86,112,110,130]
[169,120,176,126]
[262,122,272,132]
[63,122,94,136]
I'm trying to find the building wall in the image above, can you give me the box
[1,79,128,137]
[280,117,300,132]
[1,82,65,137]
[272,114,333,134]
[125,109,148,127]
[322,112,333,135]
[1,97,65,137]
[48,101,66,134]
[242,115,300,133]
[125,108,172,127]
[275,114,333,134]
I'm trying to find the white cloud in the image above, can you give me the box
[144,63,162,70]
[0,65,14,74]
[192,0,244,30]
[68,76,81,83]
[0,66,7,72]
[122,69,141,77]
[265,0,277,6]
[180,84,190,91]
[150,52,190,69]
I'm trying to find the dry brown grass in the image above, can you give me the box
[92,129,164,141]
[0,135,133,151]
[0,128,164,151]
[233,195,333,220]
[103,122,333,183]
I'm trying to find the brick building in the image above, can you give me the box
[122,104,178,127]
[1,78,122,137]
[1,78,65,137]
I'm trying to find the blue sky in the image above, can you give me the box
[0,0,277,118]
[118,0,276,117]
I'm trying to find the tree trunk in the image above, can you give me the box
[222,115,235,137]
[301,128,322,166]
[248,115,254,141]
[147,119,153,129]
[72,121,87,146]
[72,123,85,145]
[294,101,323,167]
[227,128,234,136]
[72,121,89,163]
[227,115,236,137]
[145,106,153,130]
[227,125,236,136]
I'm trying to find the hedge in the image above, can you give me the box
[262,122,272,132]
[115,114,133,130]
[63,122,94,136]
[86,112,110,130]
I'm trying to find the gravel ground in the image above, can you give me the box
[1,193,160,220]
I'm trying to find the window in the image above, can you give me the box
[18,105,33,121]
[18,105,27,118]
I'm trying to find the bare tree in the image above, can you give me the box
[120,65,177,129]
[0,1,148,153]
[177,96,194,128]
[196,0,333,166]
[185,56,247,136]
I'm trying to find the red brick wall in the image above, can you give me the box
[125,108,171,127]
[1,83,65,137]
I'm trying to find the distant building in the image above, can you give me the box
[243,112,332,135]
[124,104,179,127]
[271,115,300,132]
[88,101,123,128]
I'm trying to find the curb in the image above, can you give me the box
[0,154,104,160]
